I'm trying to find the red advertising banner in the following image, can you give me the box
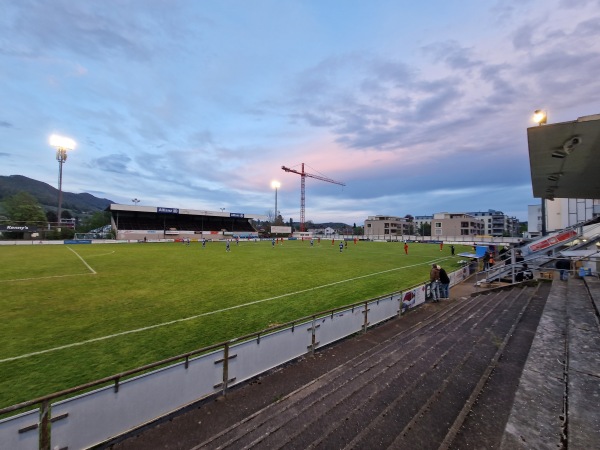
[527,229,577,253]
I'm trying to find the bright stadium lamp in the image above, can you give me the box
[49,134,76,226]
[533,110,547,125]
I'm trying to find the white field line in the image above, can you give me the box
[1,257,451,364]
[0,273,93,283]
[0,247,97,283]
[67,246,97,274]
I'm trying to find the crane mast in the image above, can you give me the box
[281,163,345,232]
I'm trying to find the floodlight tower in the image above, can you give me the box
[271,180,280,224]
[281,163,345,232]
[49,134,76,226]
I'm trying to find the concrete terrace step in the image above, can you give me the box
[190,286,540,449]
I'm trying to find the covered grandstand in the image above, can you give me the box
[108,204,265,241]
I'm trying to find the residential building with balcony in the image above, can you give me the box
[467,209,520,237]
[431,212,484,237]
[364,215,412,238]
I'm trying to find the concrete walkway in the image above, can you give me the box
[501,276,600,449]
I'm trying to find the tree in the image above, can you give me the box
[4,192,48,226]
[46,210,58,223]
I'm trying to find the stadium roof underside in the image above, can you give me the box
[528,113,600,200]
[107,204,267,233]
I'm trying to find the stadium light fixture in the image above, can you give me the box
[132,198,140,206]
[533,110,547,125]
[271,181,281,224]
[49,134,76,226]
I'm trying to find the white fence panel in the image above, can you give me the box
[0,409,39,450]
[414,284,428,307]
[315,307,365,348]
[50,350,224,450]
[229,322,314,387]
[368,295,401,326]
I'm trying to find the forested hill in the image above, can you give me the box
[0,175,113,212]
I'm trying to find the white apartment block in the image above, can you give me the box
[529,199,600,236]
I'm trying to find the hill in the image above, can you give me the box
[0,175,113,213]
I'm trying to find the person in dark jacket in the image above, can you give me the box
[555,258,571,281]
[483,251,491,270]
[438,265,450,299]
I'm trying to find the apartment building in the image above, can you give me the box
[467,209,520,237]
[430,212,484,237]
[364,215,412,238]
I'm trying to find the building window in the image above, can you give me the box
[367,224,371,228]
[435,222,442,228]
[435,228,442,235]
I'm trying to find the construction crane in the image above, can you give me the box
[281,163,345,232]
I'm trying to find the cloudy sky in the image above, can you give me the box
[1,0,599,225]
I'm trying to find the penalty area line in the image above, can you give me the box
[67,246,97,274]
[1,259,449,364]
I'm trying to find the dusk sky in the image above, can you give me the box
[1,0,599,225]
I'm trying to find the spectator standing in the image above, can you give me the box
[430,264,441,302]
[438,265,450,299]
[556,258,571,281]
[483,251,491,270]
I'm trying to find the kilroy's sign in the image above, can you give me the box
[0,225,39,232]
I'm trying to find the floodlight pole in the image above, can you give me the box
[50,135,75,228]
[271,181,280,225]
[56,148,68,226]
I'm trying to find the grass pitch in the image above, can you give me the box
[0,239,471,408]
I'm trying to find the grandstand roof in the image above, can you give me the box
[108,204,268,221]
[528,113,600,200]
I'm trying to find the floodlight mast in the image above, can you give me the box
[281,163,345,232]
[49,135,76,227]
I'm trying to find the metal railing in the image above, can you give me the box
[0,268,473,450]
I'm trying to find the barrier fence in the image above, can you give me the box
[0,266,473,450]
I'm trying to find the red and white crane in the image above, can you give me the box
[281,163,345,232]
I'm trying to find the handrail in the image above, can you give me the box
[0,282,424,418]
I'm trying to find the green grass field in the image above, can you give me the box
[0,240,471,409]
